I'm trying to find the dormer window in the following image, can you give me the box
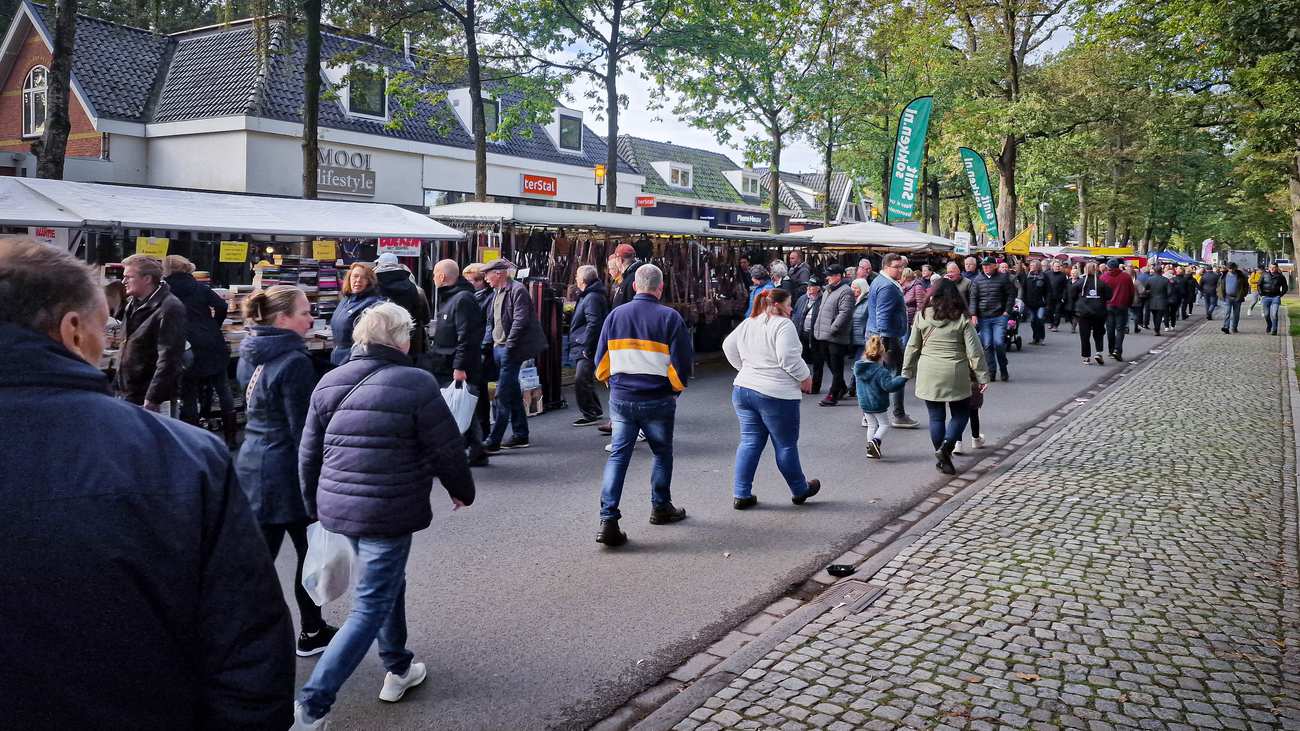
[483,99,500,135]
[345,64,388,120]
[22,66,47,138]
[741,175,760,196]
[668,163,692,189]
[558,114,582,151]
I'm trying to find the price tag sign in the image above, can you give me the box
[312,239,337,261]
[134,236,169,258]
[218,240,248,263]
[480,246,501,264]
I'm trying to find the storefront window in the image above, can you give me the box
[558,114,582,151]
[347,65,388,119]
[425,189,471,210]
[23,66,47,138]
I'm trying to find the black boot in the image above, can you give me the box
[935,440,957,475]
[649,503,687,524]
[596,519,627,546]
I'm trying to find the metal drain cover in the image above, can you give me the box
[817,580,886,614]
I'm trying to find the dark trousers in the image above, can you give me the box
[1105,307,1128,357]
[1048,302,1061,327]
[1147,308,1163,335]
[1029,305,1047,343]
[1078,316,1105,358]
[573,357,604,419]
[1166,303,1181,328]
[262,522,324,634]
[1130,303,1145,332]
[1182,296,1194,318]
[924,399,970,450]
[180,372,236,441]
[820,341,849,399]
[969,407,981,439]
[803,337,825,393]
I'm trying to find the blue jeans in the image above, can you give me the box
[1222,299,1243,331]
[300,535,414,719]
[924,399,970,450]
[488,346,528,444]
[731,386,809,499]
[600,397,676,520]
[1203,293,1218,318]
[1029,305,1048,343]
[977,315,1008,377]
[1264,296,1282,333]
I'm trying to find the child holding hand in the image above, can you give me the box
[853,335,909,459]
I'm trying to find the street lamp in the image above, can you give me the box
[593,164,606,208]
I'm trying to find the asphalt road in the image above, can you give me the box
[275,316,1176,730]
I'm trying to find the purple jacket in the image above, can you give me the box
[299,345,475,537]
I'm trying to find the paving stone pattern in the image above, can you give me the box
[673,321,1300,730]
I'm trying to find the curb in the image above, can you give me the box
[1275,308,1300,724]
[590,321,1206,731]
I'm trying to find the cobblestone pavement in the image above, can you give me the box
[672,318,1300,730]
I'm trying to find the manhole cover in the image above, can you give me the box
[816,580,886,614]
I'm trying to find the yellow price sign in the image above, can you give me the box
[480,246,501,264]
[218,240,248,263]
[312,239,337,262]
[134,236,169,258]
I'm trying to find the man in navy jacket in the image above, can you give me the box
[0,238,293,729]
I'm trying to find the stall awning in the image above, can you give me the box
[0,178,464,239]
[803,221,954,251]
[430,201,712,236]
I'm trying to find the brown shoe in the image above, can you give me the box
[597,421,613,434]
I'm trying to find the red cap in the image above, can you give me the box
[614,243,637,258]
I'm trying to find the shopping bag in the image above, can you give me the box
[301,523,356,607]
[440,380,478,434]
[518,359,541,390]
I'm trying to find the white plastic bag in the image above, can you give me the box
[440,380,478,434]
[518,359,541,390]
[301,523,356,607]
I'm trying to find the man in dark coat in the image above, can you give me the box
[1022,258,1052,345]
[1144,267,1170,336]
[376,253,432,359]
[483,258,548,451]
[1181,267,1198,319]
[570,264,610,426]
[792,275,824,393]
[1199,266,1221,320]
[116,253,187,410]
[465,262,495,439]
[610,243,643,309]
[1166,266,1185,330]
[164,256,237,445]
[1217,262,1250,334]
[1045,260,1068,330]
[971,256,1017,381]
[431,259,489,466]
[0,238,294,729]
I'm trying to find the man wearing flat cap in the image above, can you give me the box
[482,259,548,451]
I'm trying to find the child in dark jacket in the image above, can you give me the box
[854,335,909,459]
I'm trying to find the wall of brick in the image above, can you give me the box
[0,28,101,158]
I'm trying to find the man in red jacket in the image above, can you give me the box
[1099,259,1136,362]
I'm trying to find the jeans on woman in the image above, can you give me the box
[261,522,323,635]
[731,386,809,499]
[924,399,970,450]
[299,534,414,720]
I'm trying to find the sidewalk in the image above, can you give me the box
[658,316,1300,730]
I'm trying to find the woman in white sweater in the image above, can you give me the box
[723,289,822,510]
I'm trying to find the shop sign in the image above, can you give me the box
[218,240,249,263]
[28,226,70,251]
[318,147,376,196]
[521,174,558,197]
[378,237,422,257]
[312,239,337,262]
[635,195,657,208]
[954,231,972,256]
[697,207,717,222]
[479,246,501,264]
[135,236,169,259]
[729,211,768,227]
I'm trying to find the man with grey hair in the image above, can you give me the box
[593,263,694,547]
[770,261,799,298]
[569,264,610,426]
[116,253,187,410]
[0,239,294,726]
[482,258,547,451]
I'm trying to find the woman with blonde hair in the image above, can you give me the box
[330,262,383,365]
[236,285,337,657]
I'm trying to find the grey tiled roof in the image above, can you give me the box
[31,3,170,122]
[755,168,859,220]
[153,26,261,122]
[618,135,771,206]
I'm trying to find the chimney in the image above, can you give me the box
[403,31,412,64]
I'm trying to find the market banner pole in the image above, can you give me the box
[885,96,934,223]
[958,147,1001,243]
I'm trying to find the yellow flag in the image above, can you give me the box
[1004,225,1034,256]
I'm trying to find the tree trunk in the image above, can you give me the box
[301,0,322,199]
[35,0,77,180]
[768,124,782,234]
[822,129,833,226]
[465,0,487,201]
[927,175,940,235]
[1076,176,1087,246]
[918,152,928,233]
[879,113,890,225]
[994,134,1017,243]
[603,2,622,212]
[1288,149,1300,285]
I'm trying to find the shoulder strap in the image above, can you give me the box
[244,364,266,404]
[335,365,392,415]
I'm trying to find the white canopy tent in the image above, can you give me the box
[430,201,709,236]
[804,221,954,251]
[0,178,464,239]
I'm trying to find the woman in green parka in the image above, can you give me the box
[902,278,990,476]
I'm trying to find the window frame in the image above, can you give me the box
[345,64,389,121]
[668,163,693,190]
[22,65,48,139]
[741,175,760,196]
[557,113,583,152]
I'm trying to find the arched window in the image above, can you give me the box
[22,66,48,138]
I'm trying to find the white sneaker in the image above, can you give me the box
[603,431,647,452]
[952,440,966,455]
[861,414,869,427]
[973,435,986,449]
[293,702,328,729]
[379,661,427,703]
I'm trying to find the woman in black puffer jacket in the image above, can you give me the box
[295,302,475,727]
[1071,261,1113,367]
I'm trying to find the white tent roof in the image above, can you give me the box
[804,221,954,251]
[430,201,711,236]
[0,178,463,239]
